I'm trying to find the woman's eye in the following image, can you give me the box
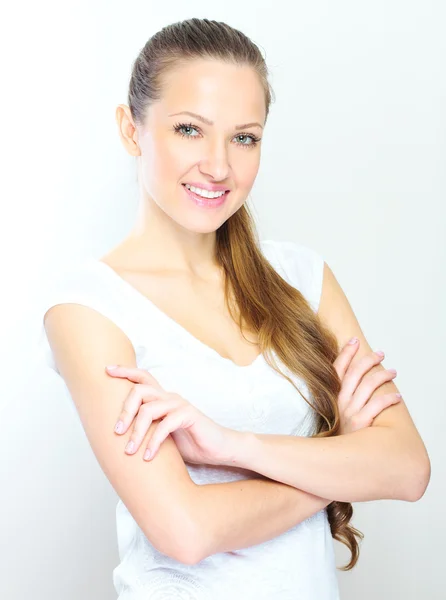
[179,125,199,136]
[235,134,254,145]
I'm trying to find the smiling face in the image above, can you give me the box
[133,58,266,233]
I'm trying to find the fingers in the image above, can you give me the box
[337,350,386,409]
[350,393,402,431]
[348,368,398,415]
[143,409,185,461]
[114,384,166,435]
[332,338,360,380]
[106,365,163,390]
[124,398,181,455]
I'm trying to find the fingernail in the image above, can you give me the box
[143,449,152,460]
[396,393,402,398]
[376,351,385,357]
[106,365,119,370]
[125,441,135,454]
[114,421,124,434]
[348,337,358,345]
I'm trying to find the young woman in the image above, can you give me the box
[41,17,430,600]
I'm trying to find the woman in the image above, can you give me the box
[41,17,430,600]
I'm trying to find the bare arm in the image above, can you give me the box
[188,260,433,560]
[223,426,429,503]
[44,302,332,566]
[242,260,432,504]
[217,262,430,504]
[189,477,331,563]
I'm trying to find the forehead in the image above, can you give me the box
[156,58,266,125]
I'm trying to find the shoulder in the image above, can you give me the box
[41,259,118,332]
[38,259,145,374]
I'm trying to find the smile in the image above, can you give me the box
[181,184,229,208]
[184,183,227,199]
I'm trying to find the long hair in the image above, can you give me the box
[126,17,363,570]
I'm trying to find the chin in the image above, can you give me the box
[180,218,227,235]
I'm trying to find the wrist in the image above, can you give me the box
[222,429,258,468]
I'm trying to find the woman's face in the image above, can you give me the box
[135,58,266,233]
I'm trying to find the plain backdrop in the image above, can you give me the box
[1,1,444,598]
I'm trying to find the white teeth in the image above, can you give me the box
[185,184,226,199]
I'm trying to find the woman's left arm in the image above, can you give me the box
[227,263,431,503]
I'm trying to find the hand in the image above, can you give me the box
[105,365,237,465]
[333,338,402,435]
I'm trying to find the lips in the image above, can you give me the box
[182,183,229,207]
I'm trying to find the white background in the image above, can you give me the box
[1,1,444,598]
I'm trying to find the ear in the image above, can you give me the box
[115,104,141,157]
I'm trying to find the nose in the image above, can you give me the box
[198,140,230,181]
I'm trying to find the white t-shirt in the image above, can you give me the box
[38,239,340,600]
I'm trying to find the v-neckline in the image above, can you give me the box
[90,259,265,371]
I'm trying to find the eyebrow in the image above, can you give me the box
[168,111,264,130]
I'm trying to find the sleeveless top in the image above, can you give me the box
[38,239,339,600]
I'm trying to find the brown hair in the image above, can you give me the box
[126,17,363,570]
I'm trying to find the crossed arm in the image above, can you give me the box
[188,476,331,564]
[185,264,430,563]
[189,409,428,564]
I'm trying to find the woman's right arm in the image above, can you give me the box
[191,480,331,561]
[44,303,327,566]
[44,302,331,565]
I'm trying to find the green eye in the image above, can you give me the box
[173,122,261,149]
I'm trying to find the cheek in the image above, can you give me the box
[236,153,260,189]
[141,138,186,194]
[157,139,200,182]
[154,142,177,173]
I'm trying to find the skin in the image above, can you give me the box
[113,58,266,279]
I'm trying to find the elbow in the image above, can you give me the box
[175,517,208,565]
[158,516,205,566]
[171,541,203,566]
[173,547,204,566]
[403,453,431,502]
